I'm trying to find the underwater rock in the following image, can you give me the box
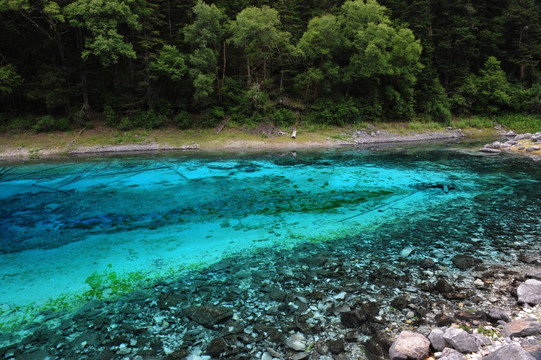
[518,279,541,305]
[483,345,535,360]
[363,331,392,360]
[435,278,454,293]
[206,337,228,357]
[340,310,367,328]
[329,338,345,355]
[389,331,430,360]
[286,333,306,351]
[452,255,482,271]
[183,306,233,328]
[502,318,541,338]
[314,340,329,355]
[442,328,479,353]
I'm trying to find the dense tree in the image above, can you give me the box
[1,0,541,130]
[184,0,227,105]
[229,6,291,87]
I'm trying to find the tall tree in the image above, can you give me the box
[296,14,342,100]
[229,5,291,87]
[504,0,541,83]
[184,0,227,105]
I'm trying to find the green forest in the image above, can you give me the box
[1,0,541,132]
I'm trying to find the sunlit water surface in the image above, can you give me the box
[1,145,540,325]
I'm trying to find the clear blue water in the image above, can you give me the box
[0,145,540,330]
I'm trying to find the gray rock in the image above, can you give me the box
[472,334,491,347]
[286,334,306,351]
[526,146,540,152]
[505,130,516,136]
[443,328,480,354]
[183,306,233,328]
[291,353,310,360]
[452,255,482,271]
[502,318,541,338]
[515,133,533,140]
[440,347,466,360]
[517,279,541,305]
[520,338,541,359]
[480,147,501,154]
[428,328,446,351]
[487,308,511,323]
[483,345,535,360]
[389,331,430,360]
[526,271,541,280]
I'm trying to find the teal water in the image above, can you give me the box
[0,145,540,327]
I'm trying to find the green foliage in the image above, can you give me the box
[64,0,141,66]
[271,108,296,127]
[33,115,70,132]
[175,110,193,129]
[104,105,119,127]
[150,45,187,81]
[2,0,541,128]
[199,106,225,128]
[308,99,361,126]
[132,109,168,129]
[0,64,23,95]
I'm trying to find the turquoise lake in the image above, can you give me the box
[0,144,540,329]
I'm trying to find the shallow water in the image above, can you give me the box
[0,145,540,328]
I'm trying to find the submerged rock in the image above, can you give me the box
[389,331,430,360]
[286,334,306,351]
[452,255,482,271]
[183,306,233,328]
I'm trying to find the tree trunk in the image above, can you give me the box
[247,58,252,87]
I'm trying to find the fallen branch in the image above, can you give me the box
[214,116,231,134]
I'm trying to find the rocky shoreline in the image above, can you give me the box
[481,131,541,157]
[1,218,540,360]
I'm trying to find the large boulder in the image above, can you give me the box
[389,331,430,360]
[502,318,541,338]
[517,279,541,305]
[443,328,479,354]
[483,345,535,360]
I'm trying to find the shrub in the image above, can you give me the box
[175,111,193,129]
[33,115,70,132]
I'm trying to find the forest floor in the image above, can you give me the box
[0,121,517,160]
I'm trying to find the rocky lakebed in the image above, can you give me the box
[1,220,541,360]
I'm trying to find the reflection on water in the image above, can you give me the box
[0,146,540,320]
